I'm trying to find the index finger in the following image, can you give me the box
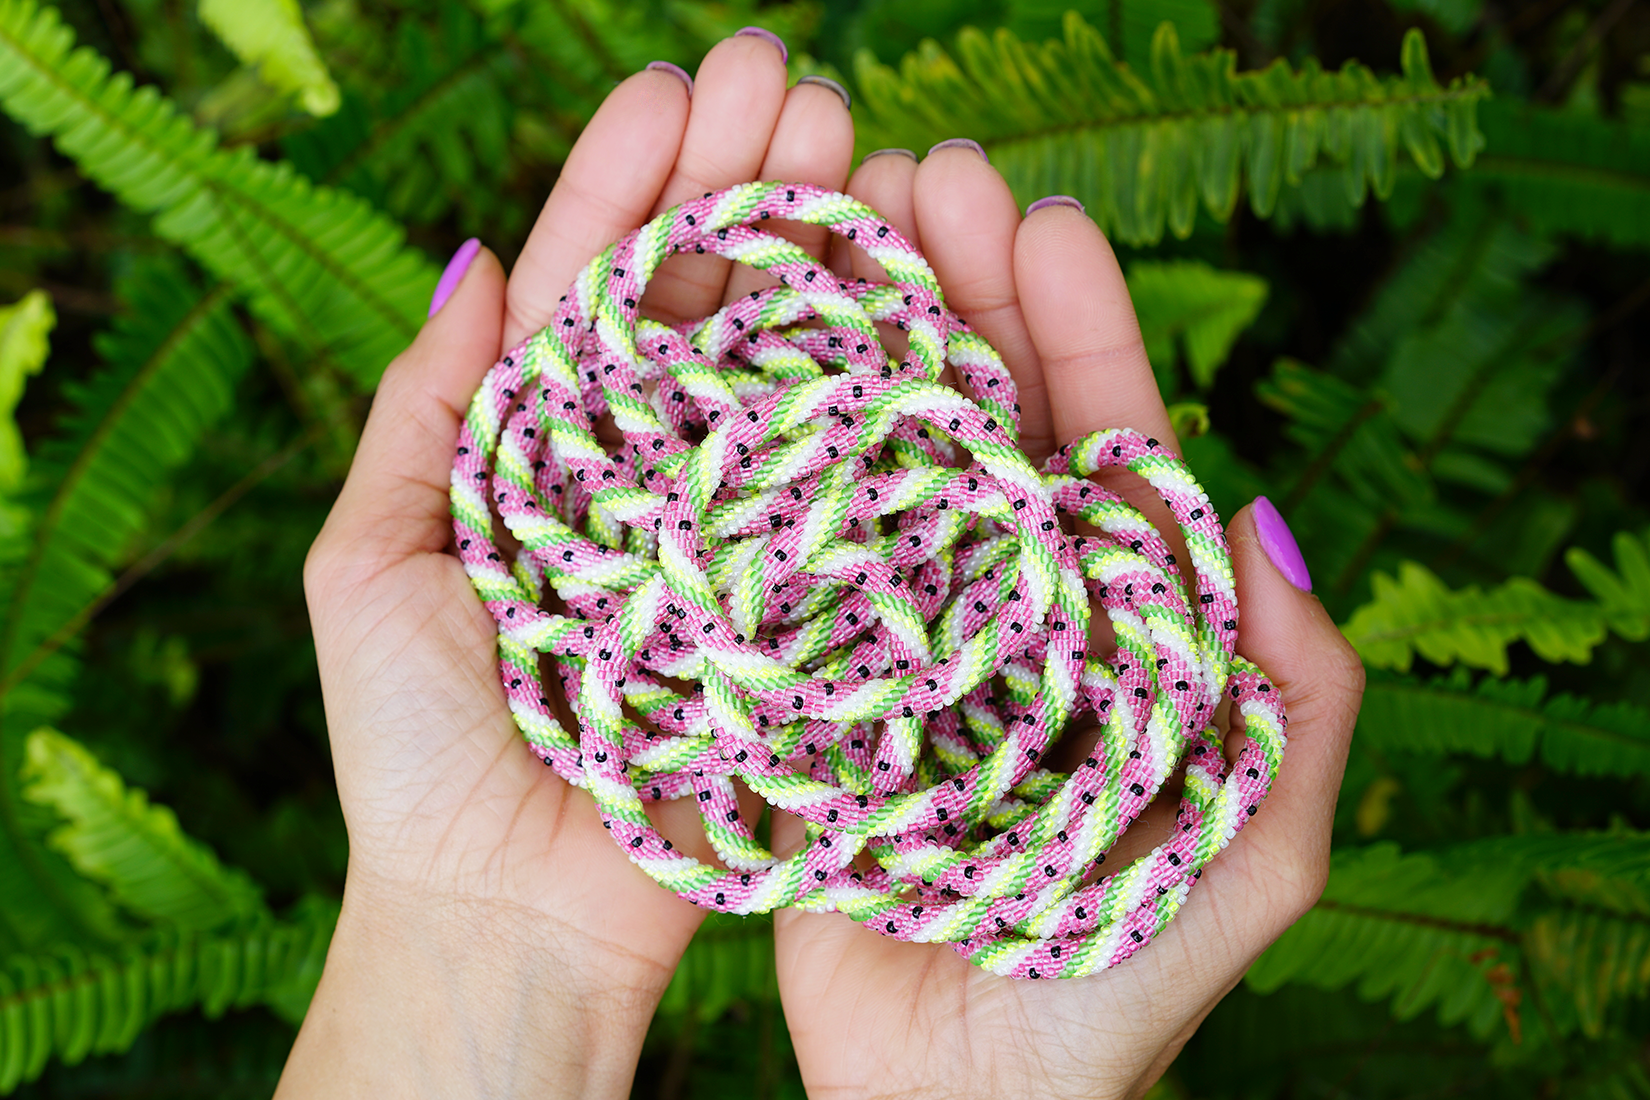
[502,69,691,350]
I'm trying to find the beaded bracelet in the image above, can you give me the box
[449,182,1286,979]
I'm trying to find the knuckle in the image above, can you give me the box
[1283,632,1367,733]
[1325,631,1368,697]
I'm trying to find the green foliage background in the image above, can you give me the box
[0,0,1647,1094]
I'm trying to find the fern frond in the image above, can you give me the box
[1359,670,1650,777]
[851,18,1487,245]
[1471,833,1650,886]
[197,0,339,116]
[283,6,512,225]
[1565,532,1650,643]
[0,901,336,1093]
[0,260,253,729]
[1266,215,1570,509]
[1266,210,1584,586]
[1252,834,1650,1045]
[1127,261,1267,391]
[1342,561,1607,674]
[1256,358,1432,509]
[0,291,53,494]
[655,913,775,1023]
[21,729,268,931]
[0,261,254,954]
[1468,100,1650,251]
[0,0,433,384]
[1527,908,1650,1039]
[1377,273,1580,467]
[1327,211,1552,383]
[1247,842,1526,1038]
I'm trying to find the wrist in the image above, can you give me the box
[277,873,665,1099]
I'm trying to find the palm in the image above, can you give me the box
[765,142,1364,1099]
[303,32,859,1005]
[309,538,702,966]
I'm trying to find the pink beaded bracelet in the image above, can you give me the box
[449,182,1286,979]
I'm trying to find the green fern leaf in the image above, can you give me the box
[1342,560,1606,674]
[282,7,513,225]
[1468,100,1650,251]
[0,900,336,1093]
[655,912,775,1023]
[20,729,267,931]
[1565,532,1650,643]
[1269,210,1586,586]
[1378,282,1581,469]
[0,0,434,384]
[197,0,339,116]
[0,291,53,494]
[1526,908,1650,1038]
[1359,670,1650,777]
[1127,261,1267,391]
[1247,842,1526,1038]
[1256,358,1432,509]
[1251,835,1650,1044]
[1328,209,1553,384]
[851,18,1487,245]
[1240,834,1650,1042]
[0,259,253,731]
[0,261,253,955]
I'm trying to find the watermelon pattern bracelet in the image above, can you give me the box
[449,181,1286,979]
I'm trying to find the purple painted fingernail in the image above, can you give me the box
[863,148,917,163]
[927,138,990,163]
[736,27,788,63]
[1253,497,1312,593]
[429,238,481,318]
[797,74,851,110]
[1027,195,1085,215]
[647,60,693,95]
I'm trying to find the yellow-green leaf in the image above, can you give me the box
[197,0,340,116]
[1342,561,1606,674]
[0,290,53,492]
[1128,261,1268,389]
[21,728,268,931]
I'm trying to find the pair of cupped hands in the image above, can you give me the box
[281,29,1365,1100]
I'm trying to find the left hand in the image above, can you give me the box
[280,32,855,1099]
[769,145,1367,1100]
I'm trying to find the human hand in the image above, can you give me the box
[279,31,856,1099]
[770,146,1367,1099]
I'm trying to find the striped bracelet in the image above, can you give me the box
[449,182,1286,979]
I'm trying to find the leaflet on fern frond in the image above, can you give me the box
[0,0,434,386]
[852,16,1488,245]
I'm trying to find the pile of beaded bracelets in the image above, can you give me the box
[449,181,1286,979]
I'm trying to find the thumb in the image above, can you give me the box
[316,241,507,565]
[1215,497,1366,935]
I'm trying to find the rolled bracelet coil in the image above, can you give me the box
[449,181,1286,979]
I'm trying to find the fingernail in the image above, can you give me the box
[863,148,917,164]
[1027,195,1085,215]
[797,74,851,110]
[429,238,481,318]
[1253,497,1312,593]
[647,60,693,95]
[927,138,989,163]
[736,27,788,63]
